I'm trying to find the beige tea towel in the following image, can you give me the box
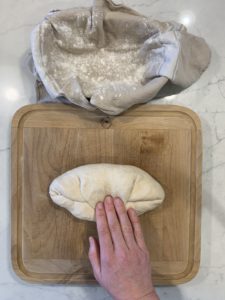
[31,0,210,115]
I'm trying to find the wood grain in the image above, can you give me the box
[11,103,202,285]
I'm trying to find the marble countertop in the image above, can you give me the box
[0,0,225,299]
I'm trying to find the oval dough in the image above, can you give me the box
[49,163,165,221]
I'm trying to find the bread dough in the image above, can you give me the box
[49,163,165,221]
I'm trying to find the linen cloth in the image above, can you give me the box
[31,0,211,115]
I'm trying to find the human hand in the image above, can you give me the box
[88,195,159,300]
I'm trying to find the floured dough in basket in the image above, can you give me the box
[49,163,165,221]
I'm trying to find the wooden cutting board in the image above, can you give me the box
[11,103,202,285]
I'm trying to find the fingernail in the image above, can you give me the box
[97,202,103,209]
[114,197,122,205]
[105,195,112,204]
[130,208,136,215]
[89,237,94,251]
[89,236,93,247]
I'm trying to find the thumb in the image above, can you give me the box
[88,236,101,279]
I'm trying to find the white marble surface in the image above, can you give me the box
[0,0,225,299]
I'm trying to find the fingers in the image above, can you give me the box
[104,196,127,250]
[96,201,113,254]
[88,236,100,279]
[127,208,147,251]
[114,197,135,248]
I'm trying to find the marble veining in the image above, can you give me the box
[0,0,225,299]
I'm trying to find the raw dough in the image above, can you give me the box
[49,163,165,221]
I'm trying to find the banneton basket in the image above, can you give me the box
[31,0,210,115]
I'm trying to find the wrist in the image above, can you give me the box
[137,290,160,300]
[114,289,160,300]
